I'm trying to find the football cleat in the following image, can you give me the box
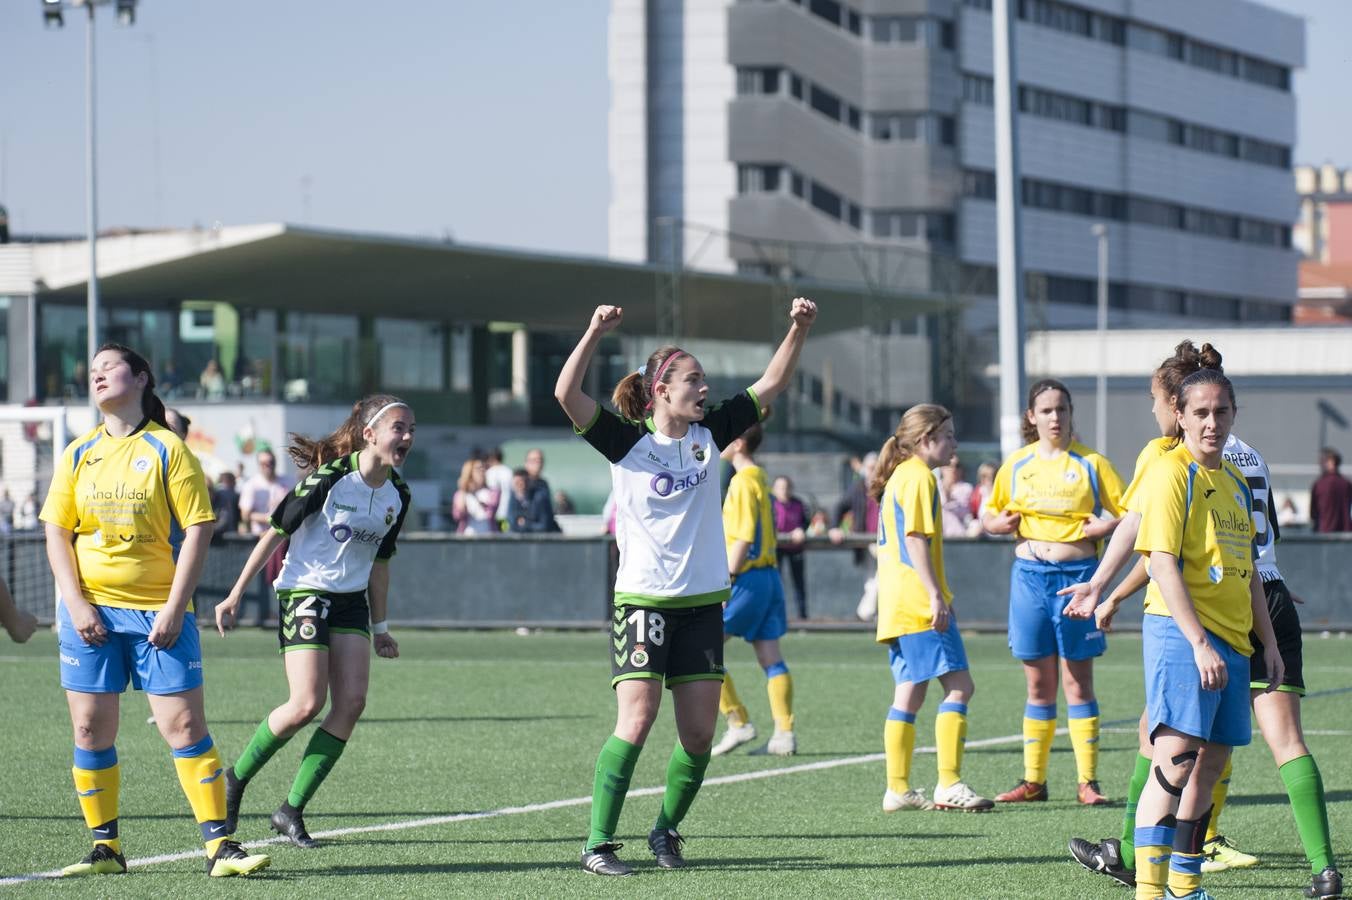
[933,781,994,812]
[1305,866,1343,899]
[270,805,319,849]
[581,842,633,876]
[996,779,1048,802]
[1069,836,1136,888]
[206,840,271,877]
[711,722,757,757]
[61,843,127,877]
[1201,835,1259,872]
[1078,780,1110,806]
[648,827,687,869]
[883,788,935,812]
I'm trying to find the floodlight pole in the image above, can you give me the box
[85,0,100,410]
[992,0,1026,458]
[1092,224,1108,452]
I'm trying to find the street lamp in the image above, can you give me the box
[41,0,138,411]
[1091,223,1108,452]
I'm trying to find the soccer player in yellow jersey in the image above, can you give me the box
[711,421,797,757]
[982,379,1125,807]
[873,404,993,813]
[41,344,269,878]
[1124,367,1282,900]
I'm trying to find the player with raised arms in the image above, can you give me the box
[872,404,994,814]
[556,298,816,876]
[710,420,799,758]
[982,379,1125,806]
[215,395,413,849]
[43,343,269,878]
[1064,342,1343,900]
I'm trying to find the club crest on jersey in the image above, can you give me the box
[1208,565,1224,584]
[134,457,152,473]
[1063,469,1080,483]
[692,443,706,462]
[385,506,395,526]
[631,646,649,667]
[1233,493,1245,510]
[299,621,317,641]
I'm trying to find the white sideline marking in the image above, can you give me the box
[0,726,1063,885]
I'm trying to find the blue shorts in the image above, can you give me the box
[889,621,969,684]
[1008,557,1106,661]
[1143,614,1251,747]
[57,604,204,695]
[723,567,787,642]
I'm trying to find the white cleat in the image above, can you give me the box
[883,788,935,812]
[932,781,994,812]
[764,730,797,756]
[711,722,757,757]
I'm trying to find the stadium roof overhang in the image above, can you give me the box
[30,223,949,339]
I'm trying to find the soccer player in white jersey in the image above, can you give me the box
[1063,342,1342,900]
[214,394,413,848]
[556,298,816,876]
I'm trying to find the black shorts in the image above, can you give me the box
[610,602,725,689]
[278,589,370,653]
[1249,579,1304,694]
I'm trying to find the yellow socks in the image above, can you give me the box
[72,746,121,854]
[1134,821,1175,900]
[764,661,794,732]
[885,708,916,793]
[171,735,229,856]
[1067,701,1100,783]
[935,702,968,788]
[1167,810,1209,896]
[1022,703,1057,784]
[719,671,749,727]
[1205,756,1233,842]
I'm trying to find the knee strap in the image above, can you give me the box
[1155,765,1185,797]
[1171,750,1199,767]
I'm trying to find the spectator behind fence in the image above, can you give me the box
[524,447,561,532]
[968,461,997,536]
[0,489,14,535]
[212,472,242,541]
[198,359,226,400]
[508,468,556,533]
[1310,447,1352,533]
[940,455,974,537]
[238,449,292,626]
[830,451,880,621]
[772,476,810,619]
[452,458,499,535]
[17,492,38,530]
[485,447,514,529]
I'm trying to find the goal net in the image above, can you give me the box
[0,405,70,622]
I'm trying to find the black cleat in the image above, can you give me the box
[581,842,633,876]
[270,805,319,849]
[224,768,246,835]
[1069,836,1135,888]
[1307,867,1344,900]
[206,839,271,877]
[648,827,687,869]
[61,843,128,877]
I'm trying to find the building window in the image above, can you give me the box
[737,164,783,194]
[810,181,843,220]
[736,67,781,95]
[279,313,360,402]
[962,73,994,105]
[375,318,445,391]
[963,170,996,200]
[809,84,842,122]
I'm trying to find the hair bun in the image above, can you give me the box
[1198,342,1223,371]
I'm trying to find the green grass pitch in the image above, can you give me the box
[2,629,1349,898]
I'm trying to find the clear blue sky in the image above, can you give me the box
[1,0,1347,257]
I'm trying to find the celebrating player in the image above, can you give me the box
[43,343,269,878]
[711,421,797,758]
[215,395,413,848]
[982,379,1124,806]
[873,404,993,813]
[556,297,816,876]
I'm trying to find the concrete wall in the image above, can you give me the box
[13,533,1350,631]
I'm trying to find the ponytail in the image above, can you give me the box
[287,393,407,472]
[611,372,647,421]
[869,403,952,501]
[94,342,170,431]
[1154,340,1224,445]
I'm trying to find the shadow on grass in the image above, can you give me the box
[1228,789,1352,807]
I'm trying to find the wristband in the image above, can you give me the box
[371,620,389,635]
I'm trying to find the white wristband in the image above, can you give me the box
[371,620,389,635]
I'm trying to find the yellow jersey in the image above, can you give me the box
[1133,445,1255,655]
[876,456,950,642]
[1120,436,1179,512]
[987,441,1125,543]
[723,464,777,572]
[40,420,214,610]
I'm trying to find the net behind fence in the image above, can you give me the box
[0,406,68,620]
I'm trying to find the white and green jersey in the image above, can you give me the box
[578,390,763,609]
[269,452,412,596]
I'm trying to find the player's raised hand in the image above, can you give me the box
[590,305,623,334]
[789,297,817,327]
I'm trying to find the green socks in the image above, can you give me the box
[1120,752,1152,864]
[287,728,347,810]
[587,736,642,850]
[233,719,292,783]
[1280,754,1335,873]
[654,744,711,832]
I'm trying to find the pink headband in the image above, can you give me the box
[645,350,687,410]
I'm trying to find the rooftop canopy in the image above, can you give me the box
[29,223,951,339]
